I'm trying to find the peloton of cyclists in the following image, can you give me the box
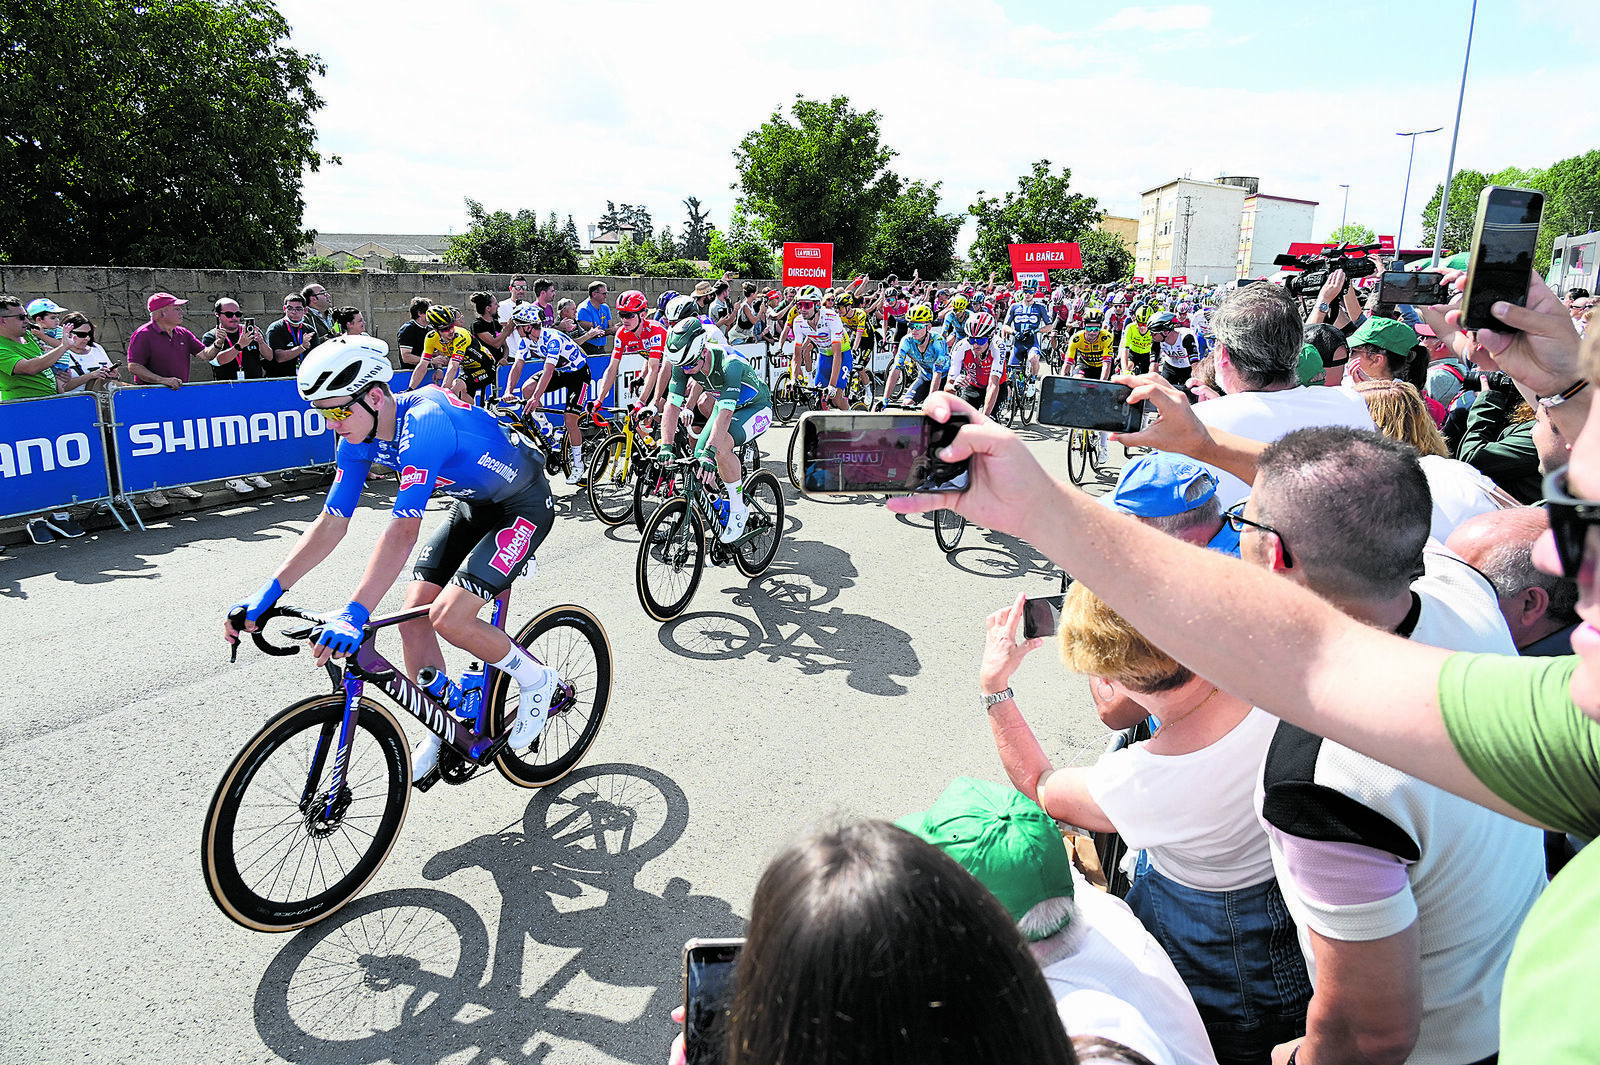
[879,303,950,407]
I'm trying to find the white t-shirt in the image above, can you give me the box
[1084,706,1280,891]
[1043,878,1220,1065]
[1418,454,1502,544]
[1258,550,1540,1065]
[57,342,112,391]
[1194,386,1376,507]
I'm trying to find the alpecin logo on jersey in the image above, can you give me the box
[490,517,538,575]
[399,465,429,491]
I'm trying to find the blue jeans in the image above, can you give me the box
[1126,863,1310,1065]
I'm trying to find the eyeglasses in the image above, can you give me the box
[619,311,639,320]
[969,337,991,346]
[0,313,24,320]
[308,290,327,298]
[1543,466,1600,579]
[796,301,817,312]
[1224,502,1294,566]
[219,311,241,318]
[312,402,355,422]
[71,329,93,337]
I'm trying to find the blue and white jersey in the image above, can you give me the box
[1006,302,1051,337]
[897,333,951,376]
[535,328,589,373]
[324,387,542,519]
[941,310,968,342]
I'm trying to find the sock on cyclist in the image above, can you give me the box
[494,645,553,690]
[725,483,748,518]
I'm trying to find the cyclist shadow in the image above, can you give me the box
[253,762,742,1065]
[658,539,921,696]
[942,525,1062,582]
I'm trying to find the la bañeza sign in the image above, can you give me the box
[782,242,834,287]
[1007,243,1083,283]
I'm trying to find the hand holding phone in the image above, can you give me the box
[683,938,742,1065]
[1035,376,1147,432]
[798,412,971,497]
[1461,185,1545,332]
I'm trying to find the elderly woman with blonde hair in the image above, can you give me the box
[980,586,1307,1065]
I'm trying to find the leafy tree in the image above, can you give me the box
[596,201,652,243]
[383,254,416,273]
[733,94,901,267]
[856,180,962,280]
[563,214,580,251]
[300,255,338,273]
[967,160,1101,278]
[1054,229,1135,286]
[655,225,681,261]
[681,196,713,260]
[1534,150,1600,272]
[1420,166,1540,257]
[442,199,578,275]
[0,0,330,268]
[1325,223,1377,246]
[708,208,776,278]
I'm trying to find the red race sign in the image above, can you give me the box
[1155,276,1170,284]
[1171,275,1188,284]
[1132,276,1146,283]
[782,242,834,287]
[1007,242,1082,276]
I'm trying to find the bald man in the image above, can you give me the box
[1446,507,1579,656]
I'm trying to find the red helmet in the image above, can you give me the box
[616,289,648,315]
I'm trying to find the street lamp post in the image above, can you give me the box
[1432,0,1478,266]
[1396,127,1443,254]
[1339,184,1350,235]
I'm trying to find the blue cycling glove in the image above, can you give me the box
[229,578,283,628]
[314,601,370,657]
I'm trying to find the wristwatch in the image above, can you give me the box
[1316,301,1332,315]
[980,688,1014,710]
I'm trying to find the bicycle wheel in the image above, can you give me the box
[1067,429,1089,485]
[637,498,705,620]
[993,385,1015,427]
[934,508,966,552]
[490,604,613,788]
[585,432,636,526]
[734,470,785,577]
[786,423,805,493]
[202,695,411,932]
[633,458,678,533]
[774,371,800,423]
[850,370,876,411]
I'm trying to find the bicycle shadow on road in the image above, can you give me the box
[253,762,742,1065]
[942,525,1062,583]
[657,537,921,696]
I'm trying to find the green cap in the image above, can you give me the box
[897,777,1075,940]
[1348,316,1419,356]
[1297,342,1327,386]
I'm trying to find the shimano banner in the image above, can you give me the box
[0,392,113,520]
[110,380,335,493]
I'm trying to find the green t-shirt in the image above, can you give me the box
[667,341,772,413]
[1439,652,1600,1064]
[0,332,58,400]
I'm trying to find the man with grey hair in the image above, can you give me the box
[1193,282,1373,507]
[1242,427,1543,1065]
[1447,508,1580,656]
[900,777,1219,1065]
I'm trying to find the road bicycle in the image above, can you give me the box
[636,452,785,621]
[203,594,612,932]
[772,352,874,423]
[1002,367,1041,428]
[585,405,660,527]
[631,424,763,534]
[1066,427,1110,486]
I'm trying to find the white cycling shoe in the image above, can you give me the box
[719,505,749,544]
[413,734,442,780]
[508,665,561,749]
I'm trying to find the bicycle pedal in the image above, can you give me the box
[412,767,442,793]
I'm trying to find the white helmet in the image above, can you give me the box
[665,294,700,324]
[664,316,711,367]
[297,335,393,403]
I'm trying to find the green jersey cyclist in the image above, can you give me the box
[221,336,561,781]
[656,316,774,543]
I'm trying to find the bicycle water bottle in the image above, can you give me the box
[416,666,463,712]
[711,497,730,527]
[457,668,486,726]
[532,411,556,442]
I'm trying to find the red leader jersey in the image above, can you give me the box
[613,319,669,361]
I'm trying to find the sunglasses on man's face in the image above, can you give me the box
[312,402,356,422]
[219,311,242,318]
[796,301,817,312]
[1543,466,1600,579]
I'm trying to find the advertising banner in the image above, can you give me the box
[782,242,834,288]
[1171,275,1188,284]
[0,392,112,520]
[1007,242,1083,278]
[1155,276,1170,284]
[110,379,335,492]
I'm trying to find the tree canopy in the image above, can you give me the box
[442,199,580,275]
[733,95,901,269]
[708,208,776,279]
[1059,229,1134,286]
[0,0,329,268]
[857,180,962,280]
[1325,223,1377,246]
[966,160,1102,278]
[681,197,713,261]
[1420,151,1600,270]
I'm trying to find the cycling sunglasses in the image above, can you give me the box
[796,301,818,312]
[312,401,356,422]
[969,337,991,346]
[1543,466,1600,579]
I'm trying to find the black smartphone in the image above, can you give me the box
[1036,376,1146,432]
[244,317,257,336]
[797,411,970,496]
[1461,185,1545,331]
[684,938,743,1065]
[1022,594,1064,640]
[1378,270,1451,306]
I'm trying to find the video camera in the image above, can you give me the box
[1273,242,1382,299]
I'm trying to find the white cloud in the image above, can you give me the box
[1096,5,1214,32]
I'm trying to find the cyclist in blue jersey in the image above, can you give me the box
[506,316,594,485]
[878,303,950,407]
[1001,285,1054,394]
[941,294,971,346]
[222,337,560,781]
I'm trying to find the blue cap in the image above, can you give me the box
[1103,453,1219,518]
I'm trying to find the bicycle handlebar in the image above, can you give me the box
[227,604,327,663]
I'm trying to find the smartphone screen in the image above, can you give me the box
[1022,595,1064,640]
[244,318,257,336]
[798,412,970,495]
[1462,186,1545,331]
[1378,270,1450,306]
[1036,377,1144,432]
[684,939,743,1065]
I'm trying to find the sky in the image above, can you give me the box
[277,0,1599,255]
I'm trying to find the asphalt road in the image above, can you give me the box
[0,417,1127,1065]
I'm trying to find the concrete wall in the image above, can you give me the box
[0,265,780,376]
[1241,199,1317,280]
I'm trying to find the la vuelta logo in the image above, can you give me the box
[796,247,821,259]
[399,465,429,491]
[490,517,538,575]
